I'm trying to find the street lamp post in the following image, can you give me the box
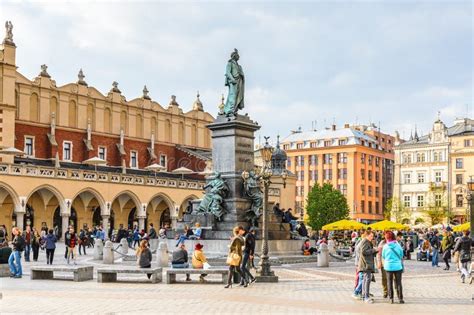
[253,137,287,283]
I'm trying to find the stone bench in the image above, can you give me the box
[0,264,10,277]
[166,268,228,284]
[30,265,94,282]
[97,266,162,283]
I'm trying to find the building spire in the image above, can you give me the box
[77,68,88,86]
[143,85,151,100]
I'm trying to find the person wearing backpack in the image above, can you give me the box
[8,227,24,278]
[430,231,440,267]
[453,230,473,284]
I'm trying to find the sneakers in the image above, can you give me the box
[364,298,374,304]
[351,293,361,300]
[185,277,192,282]
[399,300,405,304]
[199,276,207,283]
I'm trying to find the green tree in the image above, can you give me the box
[385,197,410,223]
[306,183,349,230]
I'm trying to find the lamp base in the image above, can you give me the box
[255,270,279,283]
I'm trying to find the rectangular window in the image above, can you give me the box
[368,186,373,197]
[456,194,464,207]
[403,154,411,164]
[130,151,138,169]
[98,146,107,161]
[368,201,373,214]
[417,173,425,183]
[324,169,332,180]
[24,136,34,157]
[464,139,473,147]
[63,141,72,161]
[298,171,305,181]
[297,143,303,149]
[310,155,318,165]
[404,195,411,208]
[338,168,347,179]
[160,155,167,168]
[310,142,317,148]
[456,174,463,185]
[287,157,291,167]
[360,201,365,213]
[297,156,305,166]
[361,169,365,180]
[417,153,425,163]
[338,184,347,195]
[337,153,347,164]
[361,153,366,163]
[310,170,318,181]
[375,201,380,214]
[361,185,365,195]
[375,157,380,166]
[368,155,373,165]
[368,170,373,181]
[323,154,332,164]
[375,171,380,182]
[338,139,347,146]
[434,194,442,207]
[417,195,424,207]
[456,158,463,169]
[404,173,411,184]
[434,171,442,183]
[324,140,331,147]
[375,187,380,197]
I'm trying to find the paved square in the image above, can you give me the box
[0,245,472,314]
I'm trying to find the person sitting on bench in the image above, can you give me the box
[171,243,190,281]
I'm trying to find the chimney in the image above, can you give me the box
[344,123,350,128]
[332,124,336,131]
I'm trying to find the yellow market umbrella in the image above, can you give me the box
[369,220,409,231]
[322,219,367,231]
[453,222,470,232]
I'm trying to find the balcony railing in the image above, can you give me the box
[0,163,204,190]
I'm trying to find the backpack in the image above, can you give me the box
[15,235,25,251]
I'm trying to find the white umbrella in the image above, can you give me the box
[146,163,166,179]
[172,166,194,179]
[0,147,24,156]
[83,156,106,172]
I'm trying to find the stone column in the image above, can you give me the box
[102,215,110,240]
[14,199,27,231]
[61,214,70,237]
[138,216,145,231]
[15,212,24,231]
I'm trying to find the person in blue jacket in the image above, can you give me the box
[382,231,405,304]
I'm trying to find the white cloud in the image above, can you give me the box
[328,72,357,88]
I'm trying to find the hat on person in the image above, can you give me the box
[195,243,204,250]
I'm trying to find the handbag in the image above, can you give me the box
[203,262,211,270]
[226,252,240,266]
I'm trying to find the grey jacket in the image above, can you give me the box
[138,248,152,268]
[358,238,377,272]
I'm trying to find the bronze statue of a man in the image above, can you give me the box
[224,49,244,117]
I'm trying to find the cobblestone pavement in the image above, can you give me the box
[0,244,472,314]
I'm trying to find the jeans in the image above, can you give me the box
[241,252,254,283]
[387,270,403,301]
[46,248,55,264]
[460,261,471,281]
[79,243,87,255]
[432,248,439,266]
[362,271,372,300]
[354,271,363,295]
[24,244,31,262]
[8,250,22,276]
[176,235,188,247]
[171,263,190,279]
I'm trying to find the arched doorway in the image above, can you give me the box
[11,204,34,230]
[26,185,63,233]
[160,208,171,228]
[92,207,102,227]
[127,207,144,230]
[110,191,140,233]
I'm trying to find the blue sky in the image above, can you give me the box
[1,1,472,145]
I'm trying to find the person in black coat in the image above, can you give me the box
[241,227,256,285]
[453,230,473,284]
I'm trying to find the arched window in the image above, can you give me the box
[50,96,58,124]
[87,103,95,130]
[120,110,127,135]
[165,119,171,142]
[104,108,112,133]
[30,93,39,122]
[150,116,157,134]
[136,113,143,138]
[68,100,77,128]
[178,121,185,144]
[191,123,197,146]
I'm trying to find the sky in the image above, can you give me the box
[1,0,472,145]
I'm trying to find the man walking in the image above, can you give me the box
[430,231,440,267]
[8,227,24,278]
[241,227,256,286]
[358,230,378,303]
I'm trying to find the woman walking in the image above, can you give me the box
[225,226,246,288]
[382,231,405,304]
[453,230,473,284]
[43,229,57,265]
[441,231,454,270]
[31,228,41,262]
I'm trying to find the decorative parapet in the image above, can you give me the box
[0,163,204,190]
